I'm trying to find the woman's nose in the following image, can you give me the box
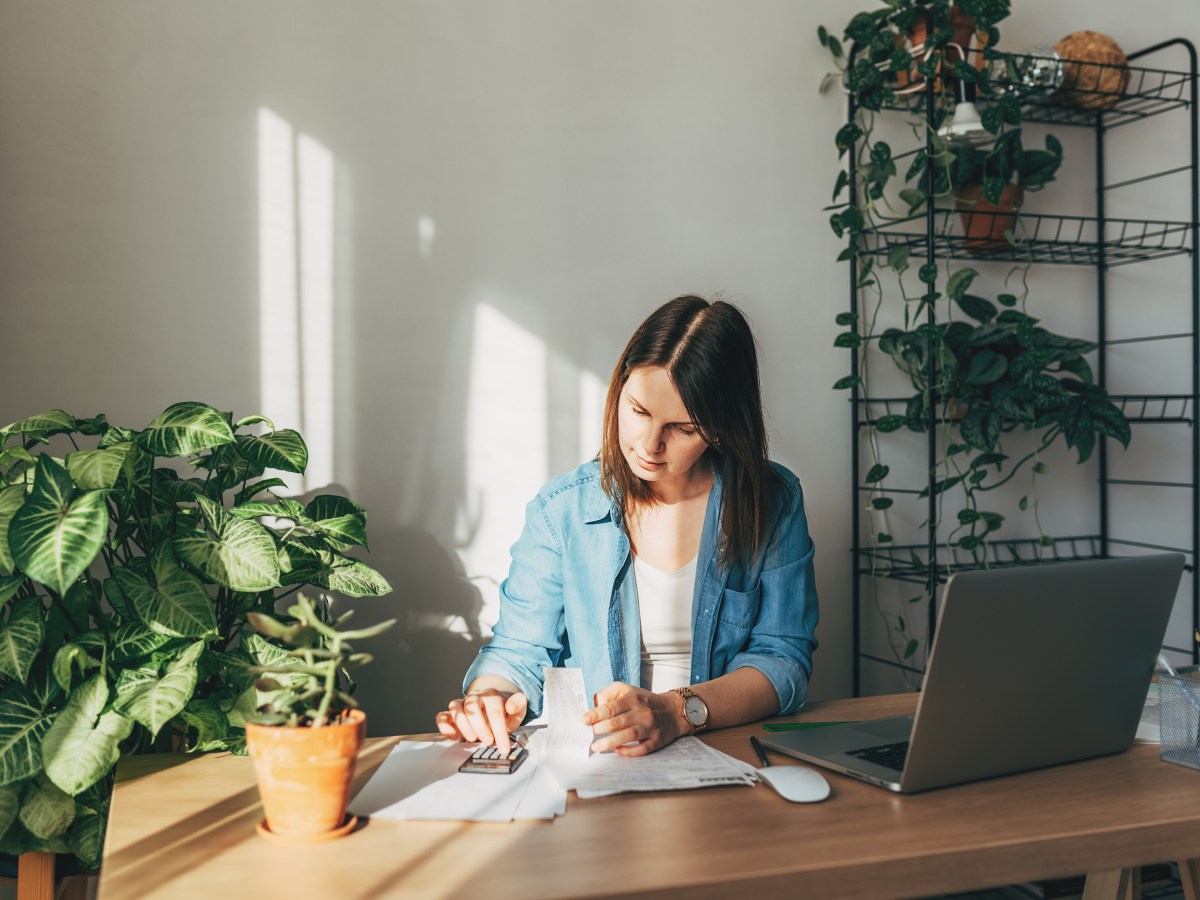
[643,425,666,453]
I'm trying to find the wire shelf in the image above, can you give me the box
[883,55,1194,128]
[992,57,1194,128]
[853,394,1197,427]
[857,536,1104,584]
[859,209,1193,266]
[1109,394,1196,424]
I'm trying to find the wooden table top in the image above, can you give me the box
[96,693,1200,900]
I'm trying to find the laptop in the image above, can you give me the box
[763,554,1185,793]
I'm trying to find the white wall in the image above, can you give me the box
[0,2,1196,734]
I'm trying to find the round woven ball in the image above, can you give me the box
[1054,30,1130,110]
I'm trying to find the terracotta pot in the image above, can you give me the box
[955,183,1024,250]
[904,5,989,91]
[246,708,366,838]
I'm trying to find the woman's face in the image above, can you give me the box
[617,366,710,487]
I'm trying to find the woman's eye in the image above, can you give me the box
[676,426,695,436]
[632,407,649,417]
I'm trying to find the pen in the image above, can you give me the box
[749,735,771,768]
[1158,653,1200,711]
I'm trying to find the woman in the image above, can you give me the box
[436,295,819,757]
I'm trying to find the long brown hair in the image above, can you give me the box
[599,295,776,569]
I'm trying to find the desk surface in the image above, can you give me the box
[96,693,1200,900]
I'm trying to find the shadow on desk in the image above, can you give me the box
[102,740,391,897]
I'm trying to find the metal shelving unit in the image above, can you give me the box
[848,40,1200,694]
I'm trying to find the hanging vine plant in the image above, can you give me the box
[819,0,1132,677]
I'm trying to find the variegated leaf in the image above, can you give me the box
[179,699,229,752]
[52,643,100,693]
[112,641,204,738]
[1,410,76,443]
[0,596,46,682]
[66,442,132,490]
[310,514,368,550]
[67,793,106,870]
[320,557,392,598]
[174,495,279,592]
[0,694,54,786]
[113,545,217,639]
[234,430,308,474]
[42,675,132,796]
[0,780,20,837]
[0,485,27,573]
[110,622,173,661]
[9,457,107,596]
[18,774,75,840]
[305,494,365,524]
[138,402,234,458]
[0,573,25,605]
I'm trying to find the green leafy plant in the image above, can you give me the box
[947,130,1063,202]
[248,593,395,728]
[820,1,1132,678]
[0,402,392,869]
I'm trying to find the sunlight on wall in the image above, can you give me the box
[418,215,436,257]
[457,302,549,631]
[257,108,336,493]
[578,369,605,463]
[297,135,335,489]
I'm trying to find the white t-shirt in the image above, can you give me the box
[634,554,697,693]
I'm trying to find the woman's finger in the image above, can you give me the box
[591,725,642,754]
[504,693,529,732]
[463,694,496,747]
[435,710,462,740]
[479,693,512,756]
[450,699,480,743]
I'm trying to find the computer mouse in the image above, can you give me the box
[756,765,831,803]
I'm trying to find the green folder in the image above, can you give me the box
[761,721,852,732]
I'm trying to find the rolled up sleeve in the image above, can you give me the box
[463,494,565,717]
[728,478,820,715]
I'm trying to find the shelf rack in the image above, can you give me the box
[846,37,1200,695]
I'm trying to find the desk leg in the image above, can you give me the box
[16,852,55,900]
[1179,859,1200,900]
[1082,867,1138,900]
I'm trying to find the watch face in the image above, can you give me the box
[684,695,707,727]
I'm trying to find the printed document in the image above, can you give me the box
[531,665,757,797]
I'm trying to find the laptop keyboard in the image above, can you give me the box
[847,740,909,771]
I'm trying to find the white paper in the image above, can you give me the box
[541,666,594,760]
[348,740,564,821]
[543,736,757,798]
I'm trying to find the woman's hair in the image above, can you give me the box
[599,294,777,569]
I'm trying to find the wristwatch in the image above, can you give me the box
[671,686,710,733]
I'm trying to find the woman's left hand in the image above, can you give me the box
[582,682,688,756]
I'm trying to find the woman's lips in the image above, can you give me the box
[636,456,663,468]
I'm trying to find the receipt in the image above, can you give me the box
[538,666,593,760]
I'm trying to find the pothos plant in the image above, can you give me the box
[819,1,1132,675]
[0,402,392,869]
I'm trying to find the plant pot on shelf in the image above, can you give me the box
[955,183,1024,250]
[902,5,989,91]
[246,708,366,841]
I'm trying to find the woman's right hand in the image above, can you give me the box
[436,689,528,756]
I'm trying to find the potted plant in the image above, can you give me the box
[244,594,394,841]
[949,129,1063,248]
[821,0,1130,679]
[0,402,391,870]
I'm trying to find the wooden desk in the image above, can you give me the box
[96,694,1200,900]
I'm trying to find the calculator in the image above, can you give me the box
[458,737,529,775]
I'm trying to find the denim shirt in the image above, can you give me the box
[463,459,819,718]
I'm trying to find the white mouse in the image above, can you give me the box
[756,765,831,803]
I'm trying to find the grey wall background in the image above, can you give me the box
[1,1,1197,735]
